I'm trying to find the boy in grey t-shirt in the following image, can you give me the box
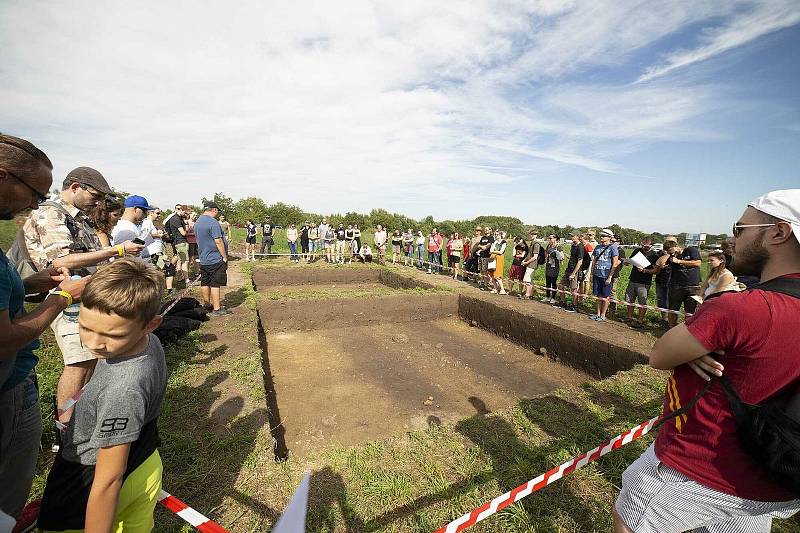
[38,258,167,531]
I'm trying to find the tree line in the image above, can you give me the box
[173,192,728,247]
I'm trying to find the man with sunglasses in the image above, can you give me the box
[0,134,91,520]
[614,189,800,533]
[18,166,145,443]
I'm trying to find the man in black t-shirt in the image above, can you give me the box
[300,221,310,260]
[165,205,188,280]
[623,236,660,327]
[260,217,274,255]
[666,240,702,327]
[558,232,585,311]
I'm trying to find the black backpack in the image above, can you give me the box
[655,277,800,494]
[534,243,545,265]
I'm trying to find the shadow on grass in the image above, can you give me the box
[223,287,248,309]
[155,338,269,532]
[361,388,660,532]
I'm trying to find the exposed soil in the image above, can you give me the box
[263,317,591,456]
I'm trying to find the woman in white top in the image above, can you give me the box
[700,251,738,299]
[286,224,299,262]
[448,233,464,281]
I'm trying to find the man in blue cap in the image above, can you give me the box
[112,195,156,261]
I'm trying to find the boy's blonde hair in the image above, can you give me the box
[81,258,165,325]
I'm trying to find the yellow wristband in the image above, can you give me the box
[116,244,125,257]
[51,289,73,307]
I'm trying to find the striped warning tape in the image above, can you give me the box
[158,490,231,532]
[433,415,660,533]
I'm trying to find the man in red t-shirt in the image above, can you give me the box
[614,189,800,533]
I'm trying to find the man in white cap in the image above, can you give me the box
[613,190,800,533]
[587,228,620,321]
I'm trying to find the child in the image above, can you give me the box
[38,258,167,533]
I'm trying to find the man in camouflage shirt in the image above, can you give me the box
[21,166,143,423]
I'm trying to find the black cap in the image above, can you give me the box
[66,166,113,195]
[204,201,220,210]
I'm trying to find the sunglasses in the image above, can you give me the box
[732,222,778,237]
[8,170,49,204]
[79,184,106,201]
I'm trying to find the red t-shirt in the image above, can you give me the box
[655,273,800,501]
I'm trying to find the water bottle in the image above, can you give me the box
[62,275,82,322]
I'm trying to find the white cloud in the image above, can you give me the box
[0,0,796,230]
[637,0,800,83]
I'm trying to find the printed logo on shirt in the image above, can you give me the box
[665,375,688,432]
[99,417,129,436]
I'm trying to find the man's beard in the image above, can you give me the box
[730,239,769,277]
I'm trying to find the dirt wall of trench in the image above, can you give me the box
[458,295,648,378]
[260,293,459,332]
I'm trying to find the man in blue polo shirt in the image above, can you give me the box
[589,228,620,322]
[194,202,230,316]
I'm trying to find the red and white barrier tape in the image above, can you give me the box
[434,415,660,533]
[158,490,230,532]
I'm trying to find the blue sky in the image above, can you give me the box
[1,0,799,234]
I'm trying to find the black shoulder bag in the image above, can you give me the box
[653,277,800,494]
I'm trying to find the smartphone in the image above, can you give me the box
[132,238,145,245]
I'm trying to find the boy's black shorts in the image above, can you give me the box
[200,261,227,287]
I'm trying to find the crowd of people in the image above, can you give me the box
[244,219,748,328]
[0,134,232,532]
[1,132,799,533]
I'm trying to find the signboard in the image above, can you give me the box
[685,233,706,247]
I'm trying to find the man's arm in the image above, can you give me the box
[22,266,69,294]
[649,324,721,371]
[51,241,144,270]
[215,238,228,262]
[570,257,583,278]
[85,443,130,533]
[0,276,89,360]
[674,257,702,268]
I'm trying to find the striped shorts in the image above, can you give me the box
[615,444,800,533]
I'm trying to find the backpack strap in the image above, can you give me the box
[653,378,714,430]
[752,277,800,299]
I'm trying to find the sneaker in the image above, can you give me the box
[564,305,577,313]
[499,290,507,295]
[489,289,497,294]
[596,315,606,322]
[589,314,599,320]
[211,307,232,316]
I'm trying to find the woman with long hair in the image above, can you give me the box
[700,251,738,299]
[449,232,464,280]
[88,198,123,247]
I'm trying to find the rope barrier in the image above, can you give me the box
[158,490,231,532]
[433,416,660,533]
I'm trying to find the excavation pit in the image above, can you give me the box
[253,265,649,458]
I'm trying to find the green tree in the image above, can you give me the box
[201,192,235,219]
[234,197,270,223]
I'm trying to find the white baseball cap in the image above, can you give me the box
[600,228,614,238]
[748,189,800,244]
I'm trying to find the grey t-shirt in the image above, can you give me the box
[62,333,167,465]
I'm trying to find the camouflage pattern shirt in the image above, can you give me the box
[23,197,102,273]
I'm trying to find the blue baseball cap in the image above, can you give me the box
[124,195,155,210]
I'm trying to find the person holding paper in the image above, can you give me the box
[623,237,660,327]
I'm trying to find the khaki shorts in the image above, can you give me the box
[51,313,98,365]
[174,242,189,262]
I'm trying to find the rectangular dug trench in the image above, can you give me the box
[253,266,644,458]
